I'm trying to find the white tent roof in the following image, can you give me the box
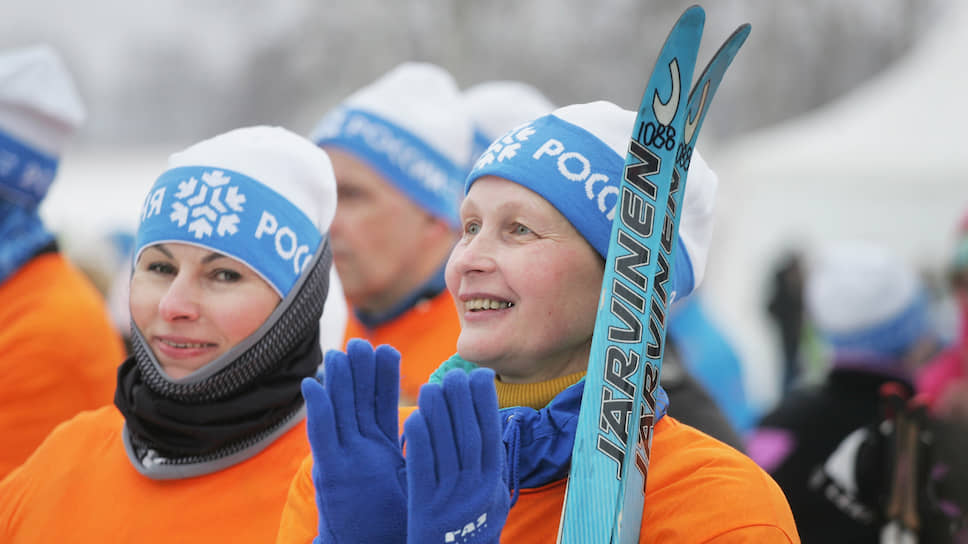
[702,2,968,410]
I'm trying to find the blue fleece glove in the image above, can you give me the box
[302,338,407,544]
[404,368,510,544]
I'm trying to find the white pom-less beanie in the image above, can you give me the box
[135,126,337,297]
[462,80,556,164]
[806,242,932,362]
[0,45,85,208]
[311,62,473,228]
[466,101,718,300]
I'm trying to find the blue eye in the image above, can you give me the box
[465,222,481,235]
[513,224,532,235]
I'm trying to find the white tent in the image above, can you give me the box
[701,2,968,412]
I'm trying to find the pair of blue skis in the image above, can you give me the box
[558,6,750,543]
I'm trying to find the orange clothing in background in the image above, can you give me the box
[276,415,800,543]
[0,253,124,479]
[0,406,310,543]
[343,291,460,403]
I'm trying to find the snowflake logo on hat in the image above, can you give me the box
[169,170,246,239]
[472,123,536,171]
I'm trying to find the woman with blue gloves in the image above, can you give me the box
[279,102,800,543]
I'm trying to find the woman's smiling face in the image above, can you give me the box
[129,243,280,379]
[445,176,604,383]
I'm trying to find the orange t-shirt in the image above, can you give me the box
[0,253,124,479]
[0,406,310,543]
[343,291,461,404]
[277,414,800,543]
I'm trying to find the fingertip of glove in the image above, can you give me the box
[469,368,498,396]
[402,408,423,432]
[441,367,471,388]
[374,343,401,361]
[323,348,349,370]
[416,380,445,413]
[345,337,375,354]
[468,367,496,384]
[301,376,322,395]
[402,409,431,451]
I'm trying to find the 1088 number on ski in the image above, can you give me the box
[635,121,677,152]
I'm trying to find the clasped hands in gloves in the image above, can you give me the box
[301,338,510,544]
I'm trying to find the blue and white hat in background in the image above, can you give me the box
[806,241,932,364]
[310,62,473,228]
[462,80,555,167]
[0,45,85,208]
[135,126,337,297]
[465,100,719,301]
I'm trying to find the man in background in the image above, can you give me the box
[310,63,473,403]
[0,45,124,479]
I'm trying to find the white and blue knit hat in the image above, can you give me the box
[135,126,337,297]
[0,45,85,208]
[310,62,473,228]
[462,80,555,166]
[806,241,932,362]
[466,101,718,300]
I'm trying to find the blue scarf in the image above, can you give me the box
[0,201,55,284]
[427,354,669,501]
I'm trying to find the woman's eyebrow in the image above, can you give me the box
[202,252,227,264]
[147,244,173,259]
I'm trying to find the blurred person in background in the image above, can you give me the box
[310,62,472,404]
[918,210,968,421]
[656,337,746,451]
[461,79,556,167]
[766,251,811,391]
[0,126,337,542]
[910,210,968,543]
[0,45,124,479]
[748,241,940,542]
[53,227,137,353]
[665,297,751,449]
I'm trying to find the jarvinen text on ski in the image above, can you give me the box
[594,134,680,491]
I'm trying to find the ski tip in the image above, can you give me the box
[732,23,752,45]
[683,4,704,16]
[680,5,706,25]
